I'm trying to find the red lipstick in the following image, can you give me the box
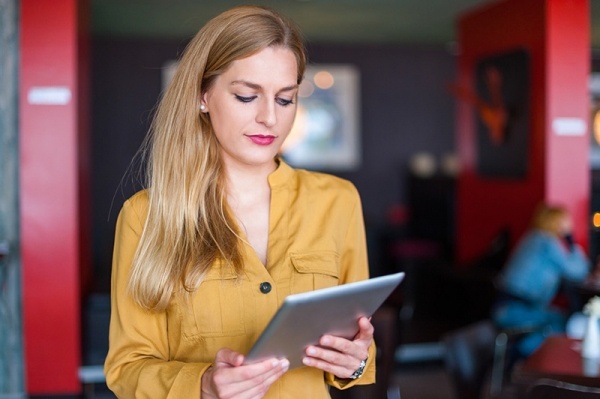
[247,135,275,145]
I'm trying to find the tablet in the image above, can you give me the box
[244,272,404,369]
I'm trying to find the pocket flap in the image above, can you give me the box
[290,251,339,277]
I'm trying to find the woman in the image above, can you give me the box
[104,5,375,399]
[493,203,591,356]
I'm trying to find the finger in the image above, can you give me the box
[214,348,245,367]
[305,336,368,375]
[305,344,352,366]
[317,333,370,360]
[212,358,289,398]
[355,316,375,339]
[302,349,357,379]
[228,369,286,399]
[241,360,290,399]
[240,359,290,399]
[318,335,354,355]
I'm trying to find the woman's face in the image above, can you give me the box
[202,46,299,169]
[558,213,573,236]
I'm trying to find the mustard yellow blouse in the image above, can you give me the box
[104,160,376,398]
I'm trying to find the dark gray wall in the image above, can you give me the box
[91,38,456,291]
[307,43,457,221]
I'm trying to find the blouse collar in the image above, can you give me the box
[268,157,295,188]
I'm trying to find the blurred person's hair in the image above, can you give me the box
[531,203,569,236]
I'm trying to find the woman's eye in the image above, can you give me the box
[235,94,294,106]
[276,98,294,107]
[235,94,256,103]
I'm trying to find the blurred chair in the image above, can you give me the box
[371,306,401,398]
[527,378,600,398]
[489,324,545,397]
[442,320,496,399]
[443,319,539,399]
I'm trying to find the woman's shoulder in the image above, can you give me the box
[516,229,564,259]
[120,189,150,220]
[297,171,361,207]
[124,189,148,207]
[275,160,359,198]
[522,229,555,244]
[296,169,355,190]
[529,229,561,246]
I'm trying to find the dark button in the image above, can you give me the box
[259,282,272,294]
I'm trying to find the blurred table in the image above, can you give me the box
[560,279,600,315]
[576,279,600,299]
[516,335,600,388]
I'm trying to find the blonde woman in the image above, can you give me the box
[493,203,590,357]
[104,5,375,399]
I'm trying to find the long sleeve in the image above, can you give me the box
[556,243,590,282]
[104,192,210,399]
[325,184,377,389]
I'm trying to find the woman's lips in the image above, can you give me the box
[247,135,276,145]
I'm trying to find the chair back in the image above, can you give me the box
[527,378,600,399]
[442,320,496,399]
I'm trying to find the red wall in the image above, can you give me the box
[20,0,89,394]
[456,0,590,262]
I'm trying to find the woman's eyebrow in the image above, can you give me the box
[231,80,299,93]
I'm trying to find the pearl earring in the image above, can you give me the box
[200,104,206,112]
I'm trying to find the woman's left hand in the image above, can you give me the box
[301,316,373,379]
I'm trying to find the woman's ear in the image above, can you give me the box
[199,92,209,113]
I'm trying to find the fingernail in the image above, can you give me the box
[302,357,312,366]
[281,359,290,370]
[307,347,317,356]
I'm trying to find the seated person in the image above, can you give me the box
[492,203,591,357]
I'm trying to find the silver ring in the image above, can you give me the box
[349,356,368,380]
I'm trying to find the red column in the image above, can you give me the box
[20,0,89,394]
[545,0,590,247]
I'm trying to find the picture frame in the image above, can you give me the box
[475,48,531,179]
[280,64,361,171]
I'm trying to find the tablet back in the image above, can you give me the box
[245,272,405,369]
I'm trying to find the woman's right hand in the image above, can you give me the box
[201,348,289,399]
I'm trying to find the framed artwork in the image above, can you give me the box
[474,48,531,179]
[281,64,361,171]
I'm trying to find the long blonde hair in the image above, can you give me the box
[129,5,307,310]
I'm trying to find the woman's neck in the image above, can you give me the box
[223,159,276,266]
[224,158,278,194]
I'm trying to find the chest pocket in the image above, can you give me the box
[290,251,340,294]
[180,267,246,341]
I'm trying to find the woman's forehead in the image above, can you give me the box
[218,47,298,89]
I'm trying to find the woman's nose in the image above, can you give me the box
[256,99,276,127]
